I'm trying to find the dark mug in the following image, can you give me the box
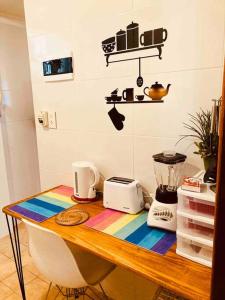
[122,88,134,101]
[140,30,153,46]
[153,28,168,44]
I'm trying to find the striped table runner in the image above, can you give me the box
[85,209,176,255]
[9,186,75,222]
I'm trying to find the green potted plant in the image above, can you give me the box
[177,109,218,170]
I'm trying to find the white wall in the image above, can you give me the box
[0,17,40,238]
[0,122,11,237]
[23,0,225,299]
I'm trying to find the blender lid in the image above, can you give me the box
[153,151,187,164]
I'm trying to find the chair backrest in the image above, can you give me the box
[23,219,87,288]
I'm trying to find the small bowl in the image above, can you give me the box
[102,42,115,53]
[135,95,144,101]
[111,95,122,102]
[102,37,116,53]
[105,96,112,102]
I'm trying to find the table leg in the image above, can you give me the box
[5,215,26,300]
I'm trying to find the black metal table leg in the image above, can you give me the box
[5,214,26,300]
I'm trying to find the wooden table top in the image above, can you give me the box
[2,186,211,300]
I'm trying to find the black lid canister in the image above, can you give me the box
[116,29,126,51]
[126,21,139,49]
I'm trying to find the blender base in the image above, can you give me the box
[147,199,177,232]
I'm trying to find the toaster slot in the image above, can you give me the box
[107,177,134,184]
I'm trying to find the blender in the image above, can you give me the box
[147,151,186,231]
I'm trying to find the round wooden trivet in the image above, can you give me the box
[55,208,89,226]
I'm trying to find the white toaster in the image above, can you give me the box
[103,177,144,214]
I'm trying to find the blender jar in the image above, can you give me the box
[153,151,187,204]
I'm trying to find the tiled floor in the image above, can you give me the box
[0,223,101,300]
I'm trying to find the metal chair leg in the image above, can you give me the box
[5,215,26,300]
[56,285,107,300]
[45,282,52,300]
[99,283,108,300]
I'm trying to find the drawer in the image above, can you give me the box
[178,193,215,221]
[176,233,212,267]
[177,212,214,246]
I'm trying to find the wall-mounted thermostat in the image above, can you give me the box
[42,56,73,82]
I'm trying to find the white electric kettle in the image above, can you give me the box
[72,161,100,202]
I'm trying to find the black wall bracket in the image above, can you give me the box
[106,100,164,104]
[105,44,164,67]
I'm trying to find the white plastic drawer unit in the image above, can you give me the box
[177,187,215,221]
[176,232,213,267]
[177,211,214,246]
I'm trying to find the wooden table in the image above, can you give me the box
[2,186,211,300]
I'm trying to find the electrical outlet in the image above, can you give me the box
[38,111,49,127]
[48,111,57,129]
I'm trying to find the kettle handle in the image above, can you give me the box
[143,87,149,97]
[89,165,100,187]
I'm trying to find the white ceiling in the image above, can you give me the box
[0,0,24,19]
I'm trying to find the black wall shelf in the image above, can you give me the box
[106,100,164,104]
[105,44,164,66]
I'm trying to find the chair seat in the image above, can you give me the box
[67,241,115,286]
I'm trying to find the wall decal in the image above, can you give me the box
[101,22,168,67]
[105,87,167,105]
[122,88,134,102]
[102,22,169,131]
[137,58,143,87]
[108,105,125,131]
[105,88,122,102]
[106,85,167,130]
[102,37,115,53]
[116,29,126,51]
[127,21,139,49]
[143,82,171,101]
[135,95,144,101]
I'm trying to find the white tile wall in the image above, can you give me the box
[23,0,225,299]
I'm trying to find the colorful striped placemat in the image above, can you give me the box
[9,186,75,222]
[85,209,176,255]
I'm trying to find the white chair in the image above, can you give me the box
[23,219,115,299]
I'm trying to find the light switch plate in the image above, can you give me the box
[48,111,57,129]
[40,111,49,127]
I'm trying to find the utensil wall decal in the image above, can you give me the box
[102,21,169,131]
[137,58,143,87]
